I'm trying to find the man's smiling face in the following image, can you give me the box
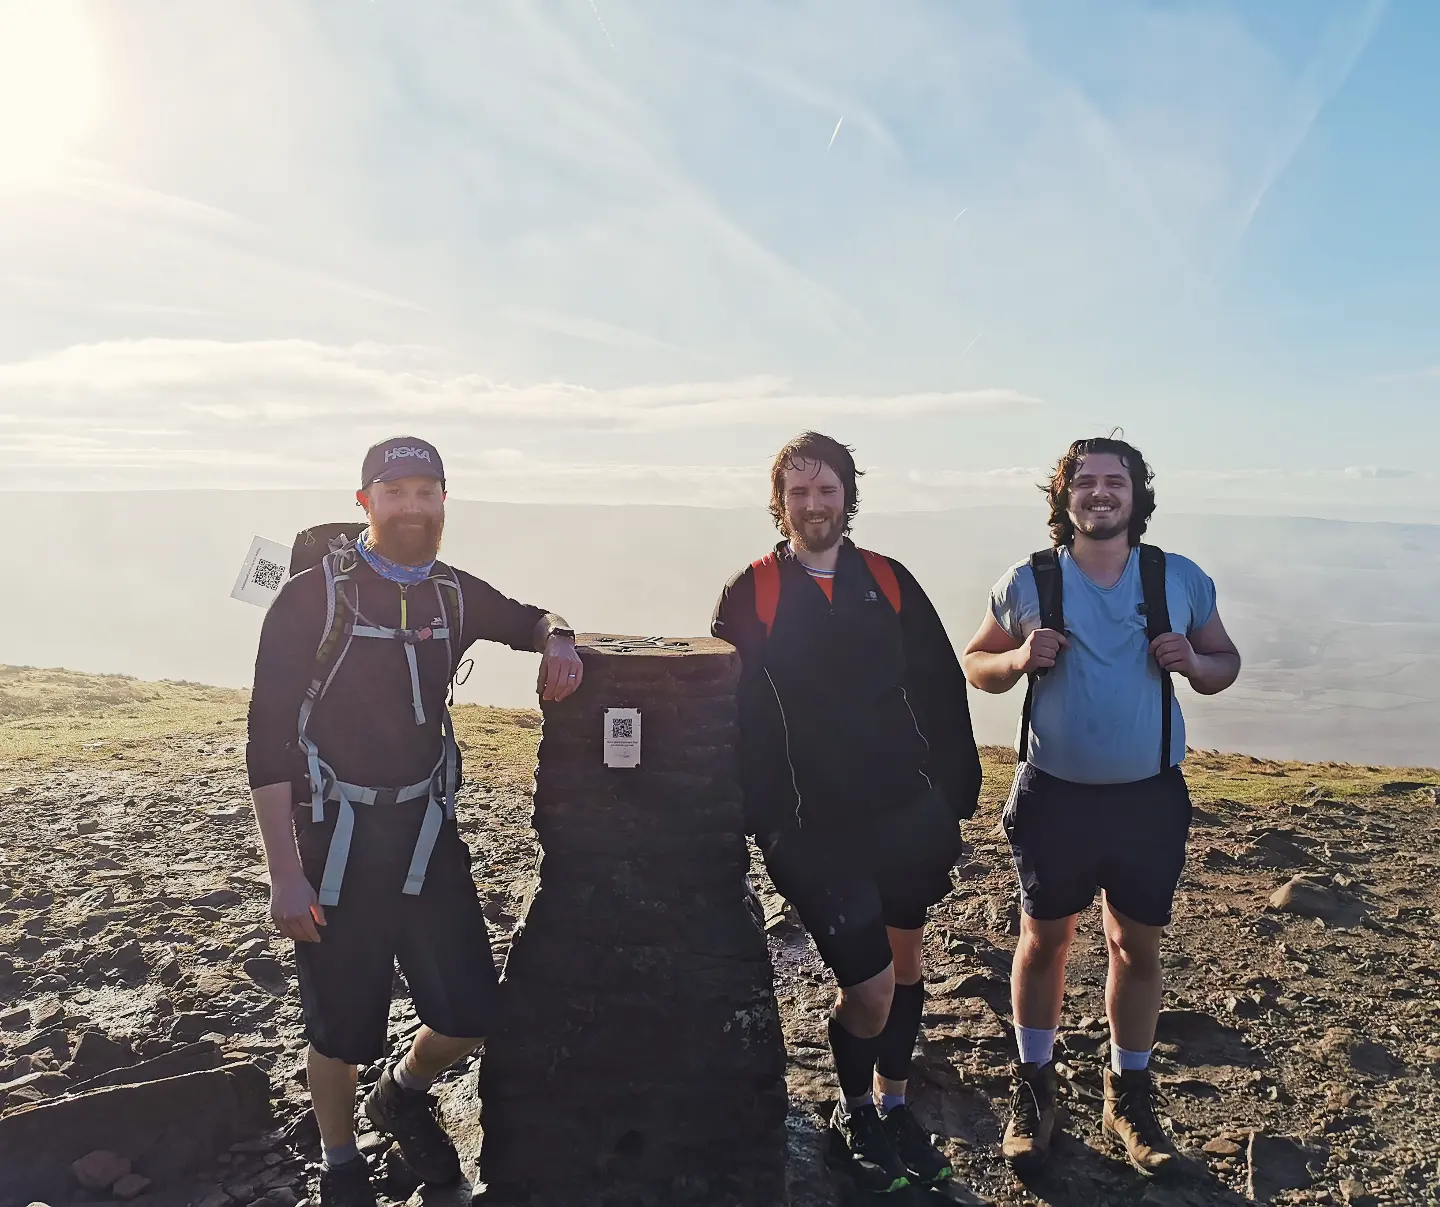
[1066,452,1133,543]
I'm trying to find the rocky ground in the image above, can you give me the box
[1,666,1439,1206]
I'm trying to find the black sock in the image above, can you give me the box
[874,978,925,1084]
[827,1013,880,1101]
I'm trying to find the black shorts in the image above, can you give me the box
[294,809,499,1065]
[761,789,962,989]
[1002,763,1192,927]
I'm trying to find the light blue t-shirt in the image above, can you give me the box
[990,547,1217,785]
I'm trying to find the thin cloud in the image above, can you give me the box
[0,338,1041,438]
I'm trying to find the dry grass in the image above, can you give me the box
[0,665,544,786]
[2,666,1433,803]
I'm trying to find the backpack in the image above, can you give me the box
[751,547,903,636]
[286,525,465,907]
[1017,544,1174,772]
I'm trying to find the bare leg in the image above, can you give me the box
[1101,896,1164,1052]
[399,1025,483,1084]
[1012,913,1078,1030]
[308,1045,360,1151]
[836,963,896,1040]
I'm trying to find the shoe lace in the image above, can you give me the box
[1119,1074,1170,1145]
[1009,1077,1042,1137]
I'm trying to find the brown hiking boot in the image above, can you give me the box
[1001,1061,1057,1170]
[1102,1067,1178,1178]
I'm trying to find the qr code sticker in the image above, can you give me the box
[611,716,634,739]
[251,558,285,591]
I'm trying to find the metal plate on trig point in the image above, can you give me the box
[587,637,692,654]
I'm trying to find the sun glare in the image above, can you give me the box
[0,0,101,188]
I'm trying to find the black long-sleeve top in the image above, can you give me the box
[712,539,982,837]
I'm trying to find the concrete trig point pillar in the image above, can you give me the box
[478,635,789,1206]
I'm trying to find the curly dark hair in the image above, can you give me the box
[768,431,864,535]
[1044,434,1156,547]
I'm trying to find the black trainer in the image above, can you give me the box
[825,1102,911,1195]
[362,1065,463,1187]
[318,1156,378,1207]
[881,1103,952,1186]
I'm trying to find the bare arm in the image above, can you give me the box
[962,610,1068,694]
[251,782,324,943]
[1151,609,1240,696]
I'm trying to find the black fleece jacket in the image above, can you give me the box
[711,539,981,837]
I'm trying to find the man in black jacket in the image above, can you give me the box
[247,437,583,1207]
[712,432,982,1196]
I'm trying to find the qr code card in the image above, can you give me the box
[603,707,641,769]
[231,536,293,609]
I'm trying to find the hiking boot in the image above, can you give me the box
[317,1156,378,1207]
[1001,1061,1057,1170]
[825,1101,911,1194]
[1102,1067,1178,1178]
[881,1102,952,1186]
[362,1065,462,1187]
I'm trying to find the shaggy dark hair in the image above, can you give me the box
[1044,434,1157,547]
[768,431,864,534]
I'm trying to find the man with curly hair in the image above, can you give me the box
[962,436,1240,1179]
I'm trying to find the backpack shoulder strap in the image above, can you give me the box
[313,546,359,681]
[858,549,903,614]
[1137,545,1171,639]
[750,551,781,637]
[1028,548,1064,636]
[1018,548,1064,766]
[1138,544,1174,771]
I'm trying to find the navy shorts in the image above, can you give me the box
[1003,763,1192,927]
[761,789,962,989]
[294,808,500,1065]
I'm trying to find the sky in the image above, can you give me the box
[1,0,1438,520]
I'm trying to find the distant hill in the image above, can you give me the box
[4,490,1438,766]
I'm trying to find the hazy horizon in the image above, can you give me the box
[8,489,1438,770]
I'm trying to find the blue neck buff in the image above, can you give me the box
[356,526,435,585]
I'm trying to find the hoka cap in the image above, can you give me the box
[361,436,446,488]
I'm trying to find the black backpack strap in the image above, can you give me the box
[1018,549,1064,765]
[1138,544,1173,772]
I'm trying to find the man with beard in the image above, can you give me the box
[962,436,1240,1179]
[246,437,584,1207]
[712,432,982,1196]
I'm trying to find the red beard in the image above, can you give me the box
[369,513,444,566]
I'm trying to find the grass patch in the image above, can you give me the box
[2,666,1433,803]
[974,741,1436,812]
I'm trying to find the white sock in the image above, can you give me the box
[839,1090,874,1115]
[879,1091,906,1113]
[393,1056,433,1094]
[1111,1043,1151,1074]
[1015,1025,1057,1067]
[322,1140,360,1169]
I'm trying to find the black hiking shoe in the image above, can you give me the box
[362,1065,463,1187]
[317,1156,378,1207]
[1002,1060,1057,1171]
[881,1103,952,1186]
[825,1102,911,1194]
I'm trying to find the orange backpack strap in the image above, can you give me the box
[751,552,782,636]
[859,549,903,614]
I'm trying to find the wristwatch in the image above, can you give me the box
[548,626,577,642]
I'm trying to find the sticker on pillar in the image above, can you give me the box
[604,708,641,769]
